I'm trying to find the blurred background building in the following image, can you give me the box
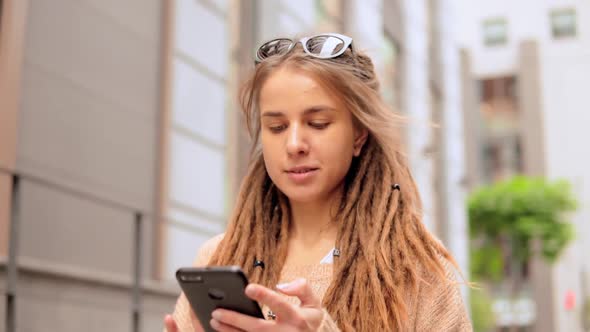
[456,1,590,331]
[2,0,586,331]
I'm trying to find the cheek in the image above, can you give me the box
[324,147,354,175]
[261,139,281,177]
[319,128,356,162]
[316,135,355,177]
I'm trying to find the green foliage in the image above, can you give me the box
[470,243,503,282]
[468,176,577,281]
[470,287,496,332]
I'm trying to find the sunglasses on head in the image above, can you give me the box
[255,33,354,64]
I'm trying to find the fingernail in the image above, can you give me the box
[210,319,220,328]
[277,278,305,290]
[211,310,221,319]
[245,284,255,293]
[276,282,290,290]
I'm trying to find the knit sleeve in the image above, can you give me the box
[169,233,225,332]
[317,309,342,332]
[413,259,473,332]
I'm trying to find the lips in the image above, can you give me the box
[286,166,319,174]
[285,166,319,183]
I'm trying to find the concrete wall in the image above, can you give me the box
[455,0,588,77]
[540,35,590,332]
[18,0,161,211]
[399,0,438,231]
[0,266,176,332]
[433,0,470,303]
[6,0,170,330]
[16,0,161,277]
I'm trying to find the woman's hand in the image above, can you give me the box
[210,278,325,332]
[164,314,179,332]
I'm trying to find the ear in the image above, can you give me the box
[353,128,368,157]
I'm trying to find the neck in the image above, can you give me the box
[288,189,342,245]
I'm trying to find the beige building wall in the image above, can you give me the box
[459,50,482,191]
[0,0,28,258]
[430,0,470,303]
[1,0,176,331]
[539,30,590,332]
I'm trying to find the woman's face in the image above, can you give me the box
[259,67,367,204]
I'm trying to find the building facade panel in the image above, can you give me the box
[18,66,157,211]
[18,181,135,276]
[16,273,131,332]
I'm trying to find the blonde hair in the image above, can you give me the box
[208,41,457,331]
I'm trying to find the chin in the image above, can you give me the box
[279,187,323,204]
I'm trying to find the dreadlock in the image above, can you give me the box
[208,39,458,331]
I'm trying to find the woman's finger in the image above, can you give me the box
[211,309,273,332]
[164,314,178,332]
[276,278,321,308]
[210,318,245,332]
[245,284,301,324]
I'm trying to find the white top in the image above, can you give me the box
[319,248,336,264]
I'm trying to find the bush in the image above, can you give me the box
[470,286,496,332]
[468,176,577,281]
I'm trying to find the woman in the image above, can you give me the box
[164,33,471,331]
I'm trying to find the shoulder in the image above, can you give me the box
[192,233,225,266]
[417,254,464,302]
[412,255,472,331]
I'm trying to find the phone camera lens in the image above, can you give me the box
[179,273,203,282]
[187,275,203,282]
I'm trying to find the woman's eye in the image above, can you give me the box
[309,122,330,129]
[269,124,287,133]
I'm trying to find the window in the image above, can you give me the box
[483,18,508,46]
[550,8,576,39]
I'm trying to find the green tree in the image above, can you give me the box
[468,176,577,330]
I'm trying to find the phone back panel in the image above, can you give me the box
[176,266,264,332]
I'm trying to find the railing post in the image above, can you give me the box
[0,167,152,332]
[6,174,20,332]
[132,212,143,332]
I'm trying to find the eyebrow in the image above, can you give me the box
[261,106,337,118]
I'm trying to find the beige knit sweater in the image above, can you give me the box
[170,234,473,331]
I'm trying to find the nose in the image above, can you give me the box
[286,123,309,156]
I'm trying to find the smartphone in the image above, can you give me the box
[175,266,265,332]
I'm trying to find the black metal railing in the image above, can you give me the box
[0,166,149,332]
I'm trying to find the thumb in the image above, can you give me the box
[164,314,178,332]
[276,278,321,308]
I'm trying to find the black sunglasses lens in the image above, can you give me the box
[305,36,346,57]
[257,39,293,61]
